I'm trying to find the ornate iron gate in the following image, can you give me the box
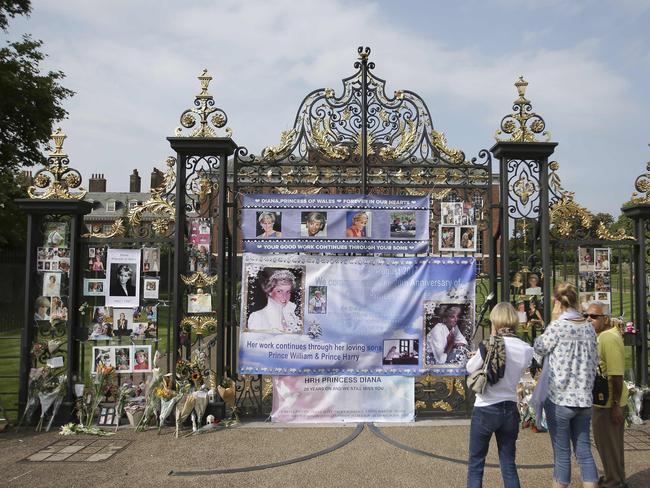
[229,47,494,417]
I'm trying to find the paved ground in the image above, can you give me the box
[1,419,649,487]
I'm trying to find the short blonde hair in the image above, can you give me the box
[554,282,578,310]
[489,302,519,331]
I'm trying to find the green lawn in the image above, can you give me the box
[0,329,21,421]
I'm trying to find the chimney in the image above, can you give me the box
[129,169,141,192]
[150,168,164,190]
[88,174,106,192]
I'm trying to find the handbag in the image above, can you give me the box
[530,359,550,428]
[467,336,494,395]
[592,365,609,406]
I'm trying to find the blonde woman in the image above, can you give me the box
[466,302,533,488]
[534,282,599,488]
[257,212,282,238]
[345,211,368,238]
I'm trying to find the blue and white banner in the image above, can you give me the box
[271,375,415,423]
[238,253,475,376]
[242,194,430,254]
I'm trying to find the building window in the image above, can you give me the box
[102,223,113,233]
[106,200,116,212]
[128,200,139,211]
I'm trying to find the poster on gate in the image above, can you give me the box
[238,253,475,376]
[106,248,141,308]
[241,193,430,254]
[271,375,415,423]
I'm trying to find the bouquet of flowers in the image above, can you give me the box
[19,367,67,431]
[136,367,164,431]
[79,365,115,428]
[34,368,67,432]
[155,375,183,433]
[114,381,140,431]
[175,350,209,389]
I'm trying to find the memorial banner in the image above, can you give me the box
[271,375,415,423]
[239,253,475,376]
[242,193,430,254]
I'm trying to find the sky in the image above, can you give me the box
[5,0,650,216]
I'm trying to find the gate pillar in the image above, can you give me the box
[490,77,556,322]
[622,164,650,385]
[167,70,237,382]
[15,128,92,417]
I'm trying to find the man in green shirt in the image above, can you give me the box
[585,301,628,488]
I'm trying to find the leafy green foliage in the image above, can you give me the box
[0,168,27,247]
[0,35,75,170]
[0,0,30,32]
[0,1,74,248]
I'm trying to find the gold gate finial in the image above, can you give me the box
[495,76,550,143]
[28,128,87,200]
[174,69,232,138]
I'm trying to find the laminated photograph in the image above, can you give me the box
[83,278,106,296]
[132,345,152,372]
[114,346,132,373]
[88,246,106,273]
[112,308,134,337]
[143,277,159,299]
[188,293,212,313]
[42,272,61,297]
[88,306,114,340]
[43,221,68,248]
[92,346,114,373]
[594,248,611,272]
[142,247,160,272]
[106,248,140,307]
[438,225,457,251]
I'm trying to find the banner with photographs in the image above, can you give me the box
[87,305,157,340]
[241,194,430,254]
[106,248,141,307]
[271,375,415,423]
[578,247,611,306]
[238,253,475,376]
[92,344,152,373]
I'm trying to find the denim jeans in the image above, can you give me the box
[467,401,521,488]
[544,399,599,485]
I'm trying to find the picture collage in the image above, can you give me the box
[438,201,477,252]
[579,247,612,307]
[83,245,162,350]
[34,221,70,325]
[92,344,153,373]
[187,218,211,273]
[509,270,544,340]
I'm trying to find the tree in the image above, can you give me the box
[0,1,74,248]
[0,0,29,32]
[1,35,75,170]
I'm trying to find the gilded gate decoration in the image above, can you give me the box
[17,48,649,423]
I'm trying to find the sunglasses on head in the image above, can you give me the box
[582,313,605,319]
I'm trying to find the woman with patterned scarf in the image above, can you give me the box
[466,302,533,488]
[534,282,599,488]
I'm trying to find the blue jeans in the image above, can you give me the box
[544,399,599,485]
[467,401,521,488]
